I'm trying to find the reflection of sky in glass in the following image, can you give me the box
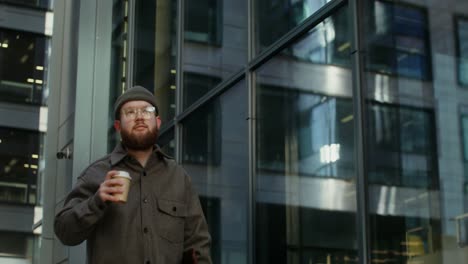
[292,18,336,63]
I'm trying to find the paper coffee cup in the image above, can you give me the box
[112,171,132,203]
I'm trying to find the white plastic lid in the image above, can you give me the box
[114,170,131,180]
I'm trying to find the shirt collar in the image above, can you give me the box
[110,142,128,166]
[110,142,172,166]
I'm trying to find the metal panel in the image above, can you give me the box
[0,5,47,34]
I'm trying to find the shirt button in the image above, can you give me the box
[145,261,150,264]
[143,227,148,233]
[143,198,148,203]
[142,171,147,176]
[172,206,177,212]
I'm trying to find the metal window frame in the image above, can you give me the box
[349,0,370,263]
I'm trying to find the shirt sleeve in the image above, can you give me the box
[183,173,213,264]
[54,167,108,246]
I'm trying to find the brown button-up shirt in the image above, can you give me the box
[54,143,212,264]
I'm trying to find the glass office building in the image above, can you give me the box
[0,0,52,263]
[38,0,468,263]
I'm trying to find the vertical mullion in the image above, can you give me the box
[126,0,136,88]
[175,0,184,162]
[247,70,256,264]
[350,0,371,263]
[247,0,256,263]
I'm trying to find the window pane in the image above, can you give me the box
[289,7,350,67]
[365,1,430,80]
[183,72,222,108]
[185,0,221,44]
[183,0,247,109]
[0,127,41,204]
[255,5,357,264]
[367,103,437,188]
[158,128,175,158]
[255,0,330,53]
[0,232,35,260]
[108,0,127,151]
[457,18,468,86]
[132,0,177,124]
[182,81,248,264]
[0,28,50,105]
[363,1,442,262]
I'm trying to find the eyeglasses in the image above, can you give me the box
[121,106,157,120]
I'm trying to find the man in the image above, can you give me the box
[54,86,212,264]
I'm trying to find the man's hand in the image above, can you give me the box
[98,170,126,203]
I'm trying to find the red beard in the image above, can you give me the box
[120,123,159,151]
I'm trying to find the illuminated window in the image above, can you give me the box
[0,127,41,204]
[0,28,50,105]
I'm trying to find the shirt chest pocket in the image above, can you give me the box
[155,198,187,243]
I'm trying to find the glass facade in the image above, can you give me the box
[0,2,50,263]
[255,7,357,261]
[255,0,330,52]
[100,0,468,263]
[182,81,248,263]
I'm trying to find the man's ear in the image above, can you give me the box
[114,120,121,132]
[156,116,162,129]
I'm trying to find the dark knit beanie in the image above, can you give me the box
[113,86,159,119]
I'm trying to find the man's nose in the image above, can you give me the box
[134,110,145,119]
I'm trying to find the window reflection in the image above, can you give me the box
[133,0,177,124]
[456,17,468,86]
[255,5,357,263]
[367,103,437,188]
[365,0,430,80]
[0,28,49,105]
[183,0,247,109]
[183,72,222,109]
[0,127,41,204]
[185,0,222,45]
[256,0,331,52]
[257,86,354,179]
[366,103,441,263]
[256,87,357,264]
[182,99,221,165]
[108,0,127,151]
[158,129,175,158]
[182,81,248,264]
[289,6,350,66]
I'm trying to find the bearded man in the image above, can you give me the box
[54,86,212,264]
